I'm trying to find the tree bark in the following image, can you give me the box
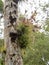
[4,0,23,65]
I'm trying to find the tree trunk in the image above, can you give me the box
[4,0,23,65]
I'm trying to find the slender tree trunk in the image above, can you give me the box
[4,0,23,65]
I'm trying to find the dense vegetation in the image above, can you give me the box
[22,32,49,65]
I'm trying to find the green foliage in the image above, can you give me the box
[22,32,49,65]
[0,39,4,52]
[0,39,5,65]
[0,39,4,44]
[45,19,49,31]
[16,22,33,48]
[0,59,3,65]
[0,0,3,11]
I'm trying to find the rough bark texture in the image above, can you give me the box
[4,0,23,65]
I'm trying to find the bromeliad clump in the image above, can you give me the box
[16,18,33,49]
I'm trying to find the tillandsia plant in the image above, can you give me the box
[16,18,33,49]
